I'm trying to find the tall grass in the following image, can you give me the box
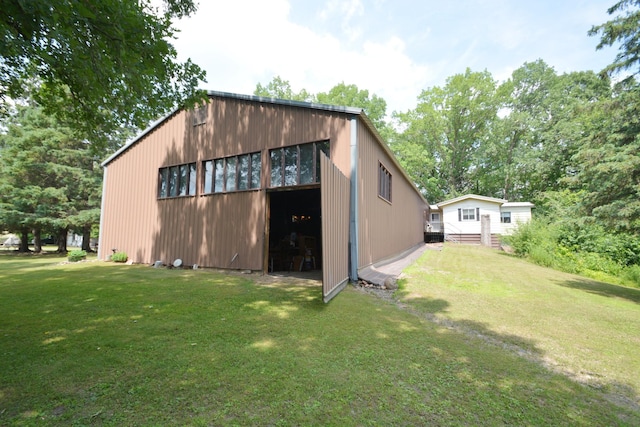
[504,219,640,288]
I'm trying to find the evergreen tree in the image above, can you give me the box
[0,102,102,252]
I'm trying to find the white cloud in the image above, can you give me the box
[169,0,618,115]
[171,0,428,113]
[318,0,365,42]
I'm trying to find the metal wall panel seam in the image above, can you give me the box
[349,116,359,282]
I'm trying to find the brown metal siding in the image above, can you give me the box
[101,96,352,269]
[321,154,350,301]
[356,120,428,268]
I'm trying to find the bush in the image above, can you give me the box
[111,251,128,263]
[623,265,640,287]
[504,219,557,258]
[68,250,87,262]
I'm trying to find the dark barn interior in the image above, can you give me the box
[268,188,322,272]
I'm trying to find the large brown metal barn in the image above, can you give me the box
[99,91,429,302]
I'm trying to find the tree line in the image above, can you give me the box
[0,0,638,280]
[1,0,206,253]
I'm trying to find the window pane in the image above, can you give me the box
[270,149,282,187]
[238,155,249,190]
[169,166,178,197]
[378,163,392,202]
[251,152,261,189]
[179,165,188,196]
[226,157,237,191]
[189,163,197,195]
[299,144,314,184]
[316,141,330,182]
[284,146,298,186]
[214,159,224,192]
[158,168,168,198]
[387,172,393,202]
[203,161,213,193]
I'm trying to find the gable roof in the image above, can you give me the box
[102,91,365,167]
[436,194,507,208]
[433,194,535,209]
[502,201,535,208]
[101,90,428,205]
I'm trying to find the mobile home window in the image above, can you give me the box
[378,162,392,202]
[458,208,479,221]
[501,211,511,223]
[269,141,330,187]
[202,152,261,194]
[158,162,197,199]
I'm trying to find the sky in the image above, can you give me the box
[170,0,619,114]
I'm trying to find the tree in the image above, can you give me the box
[572,80,640,233]
[0,0,207,144]
[0,102,102,252]
[395,68,499,199]
[489,60,558,200]
[254,77,397,142]
[316,82,389,135]
[491,61,610,201]
[574,0,640,233]
[589,0,640,80]
[254,76,314,102]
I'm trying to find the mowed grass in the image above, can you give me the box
[0,251,638,425]
[398,244,640,415]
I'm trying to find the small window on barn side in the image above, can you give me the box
[269,140,330,187]
[501,211,511,223]
[158,162,197,199]
[193,104,207,126]
[378,162,392,202]
[202,152,262,194]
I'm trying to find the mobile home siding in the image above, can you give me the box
[499,205,532,234]
[356,120,427,268]
[442,200,502,235]
[101,95,353,269]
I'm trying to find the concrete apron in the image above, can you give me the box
[357,243,439,287]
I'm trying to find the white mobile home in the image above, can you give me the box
[428,194,533,247]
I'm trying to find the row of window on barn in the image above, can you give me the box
[157,139,394,203]
[157,140,330,198]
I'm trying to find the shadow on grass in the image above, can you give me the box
[556,277,640,304]
[394,281,542,357]
[0,251,81,276]
[393,277,640,415]
[2,261,639,425]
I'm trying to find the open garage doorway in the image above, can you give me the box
[267,188,322,275]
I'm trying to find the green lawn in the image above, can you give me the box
[0,250,638,426]
[397,244,640,415]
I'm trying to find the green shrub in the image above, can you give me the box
[505,219,557,258]
[111,251,128,263]
[577,252,622,276]
[623,265,640,287]
[68,250,87,262]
